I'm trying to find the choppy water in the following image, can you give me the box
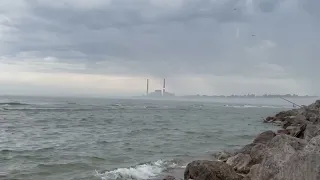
[1,96,317,180]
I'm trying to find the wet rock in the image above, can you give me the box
[303,124,320,141]
[184,160,243,180]
[226,153,252,174]
[250,143,267,165]
[214,151,234,162]
[253,130,276,145]
[273,135,320,180]
[273,121,282,126]
[264,116,275,123]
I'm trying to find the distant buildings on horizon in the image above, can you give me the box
[139,79,316,98]
[144,78,175,98]
[181,94,318,98]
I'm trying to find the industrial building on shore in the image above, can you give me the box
[146,78,175,97]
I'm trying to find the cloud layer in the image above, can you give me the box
[0,0,319,96]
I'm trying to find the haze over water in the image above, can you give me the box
[1,96,317,180]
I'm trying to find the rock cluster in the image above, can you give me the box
[166,100,320,180]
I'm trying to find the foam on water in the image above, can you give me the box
[95,160,179,180]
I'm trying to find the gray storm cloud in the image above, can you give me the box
[0,0,319,95]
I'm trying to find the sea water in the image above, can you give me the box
[1,96,317,180]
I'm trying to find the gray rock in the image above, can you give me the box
[184,160,243,180]
[290,124,306,138]
[249,142,296,180]
[248,135,307,180]
[303,124,320,141]
[276,129,290,135]
[226,153,252,174]
[235,131,276,156]
[253,130,276,145]
[264,116,275,122]
[273,135,320,180]
[246,164,260,180]
[235,143,256,155]
[272,121,282,126]
[305,134,320,151]
[214,151,234,162]
[274,110,298,120]
[282,115,309,129]
[267,134,307,151]
[250,143,267,165]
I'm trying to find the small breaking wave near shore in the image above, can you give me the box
[95,160,182,180]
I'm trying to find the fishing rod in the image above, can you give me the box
[279,97,303,108]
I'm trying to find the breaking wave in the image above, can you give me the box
[95,160,180,180]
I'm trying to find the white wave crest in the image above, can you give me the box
[95,160,178,180]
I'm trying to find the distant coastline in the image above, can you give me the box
[180,94,318,98]
[136,94,318,99]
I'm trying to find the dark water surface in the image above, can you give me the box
[1,96,317,180]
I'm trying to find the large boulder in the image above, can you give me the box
[245,164,260,180]
[308,115,320,124]
[236,131,276,155]
[248,135,307,180]
[288,124,306,138]
[273,135,320,180]
[184,160,243,180]
[235,143,256,155]
[267,134,307,151]
[282,115,309,129]
[250,143,267,165]
[253,130,276,144]
[274,110,298,120]
[303,124,320,141]
[226,153,252,174]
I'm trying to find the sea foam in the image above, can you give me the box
[95,160,179,180]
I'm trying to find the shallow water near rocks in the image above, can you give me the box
[1,96,317,180]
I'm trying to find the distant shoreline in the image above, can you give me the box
[134,95,318,99]
[180,95,318,98]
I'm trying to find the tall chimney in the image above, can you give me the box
[163,78,166,96]
[146,79,149,96]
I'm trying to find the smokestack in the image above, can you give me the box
[146,79,149,96]
[163,78,166,96]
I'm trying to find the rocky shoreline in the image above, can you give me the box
[164,100,320,180]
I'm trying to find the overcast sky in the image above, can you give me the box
[0,0,319,96]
